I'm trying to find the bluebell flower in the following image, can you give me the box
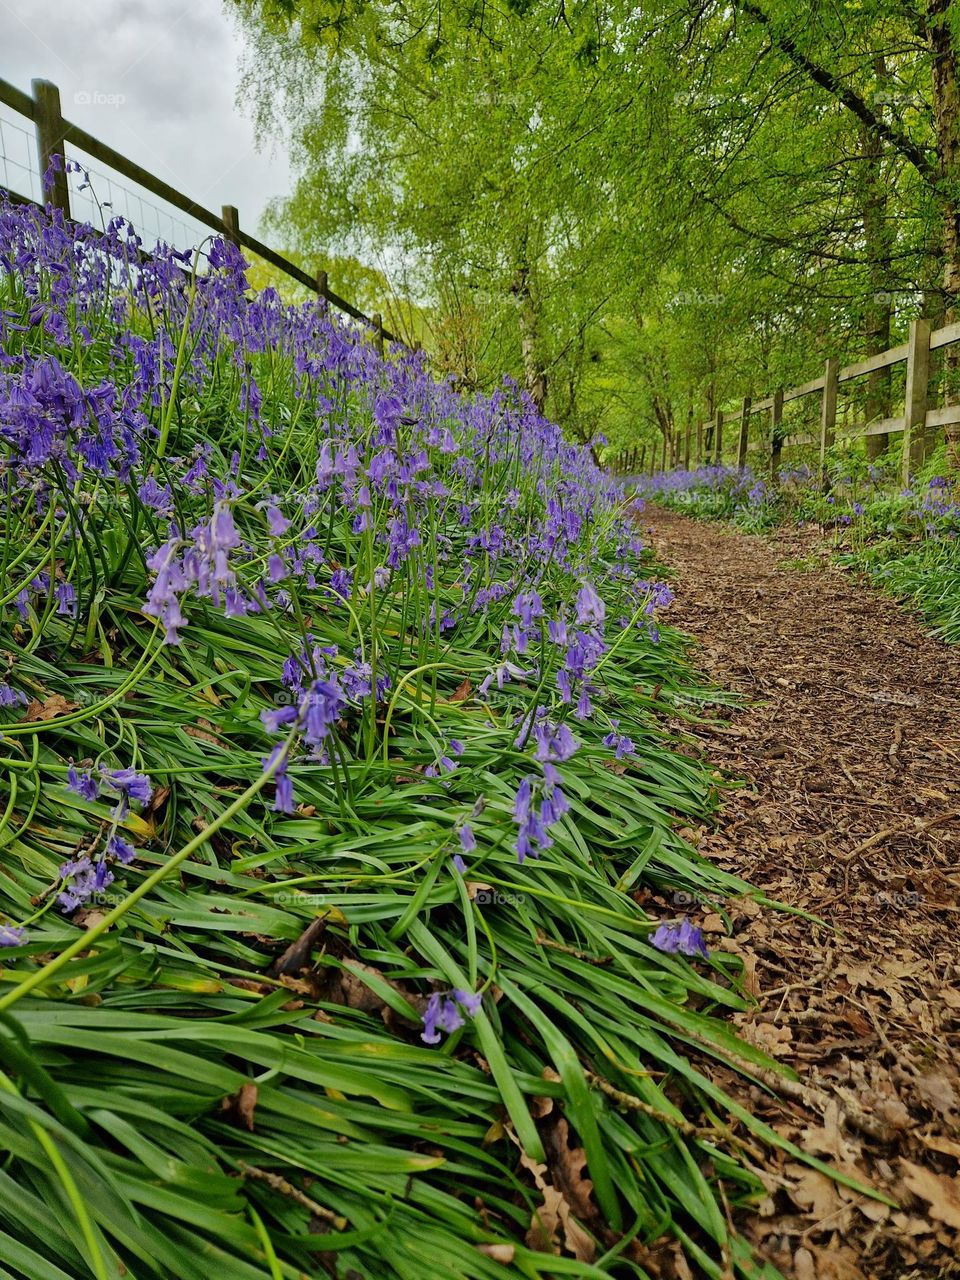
[0,682,26,708]
[421,988,482,1044]
[67,767,100,802]
[575,583,605,627]
[651,919,709,959]
[100,767,152,817]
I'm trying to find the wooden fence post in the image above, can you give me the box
[901,317,931,484]
[221,205,240,247]
[737,395,751,468]
[372,312,385,357]
[770,387,784,480]
[818,356,839,488]
[713,409,723,465]
[32,79,70,217]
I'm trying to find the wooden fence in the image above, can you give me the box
[616,316,960,484]
[0,76,397,349]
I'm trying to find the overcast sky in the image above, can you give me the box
[0,0,291,239]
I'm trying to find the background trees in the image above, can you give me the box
[231,0,960,460]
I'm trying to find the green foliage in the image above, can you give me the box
[0,202,870,1278]
[231,0,960,460]
[638,453,960,641]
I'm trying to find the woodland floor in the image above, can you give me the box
[642,506,960,1280]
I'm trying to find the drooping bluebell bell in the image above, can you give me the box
[0,682,25,708]
[421,988,482,1044]
[651,919,709,959]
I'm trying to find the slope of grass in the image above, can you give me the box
[0,193,814,1279]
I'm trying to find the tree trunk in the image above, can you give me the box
[512,260,548,415]
[927,0,960,463]
[860,83,894,461]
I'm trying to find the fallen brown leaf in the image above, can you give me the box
[23,693,78,721]
[900,1159,960,1230]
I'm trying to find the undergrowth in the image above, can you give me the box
[635,456,960,642]
[0,188,844,1279]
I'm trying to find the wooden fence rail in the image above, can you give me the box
[615,314,960,484]
[0,76,399,345]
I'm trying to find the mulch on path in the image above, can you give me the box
[643,505,960,1280]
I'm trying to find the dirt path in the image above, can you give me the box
[644,506,960,1280]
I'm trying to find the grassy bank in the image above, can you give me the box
[0,193,826,1279]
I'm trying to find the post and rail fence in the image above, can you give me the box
[615,315,960,486]
[0,76,396,348]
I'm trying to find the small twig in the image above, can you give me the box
[534,933,613,965]
[840,810,960,894]
[888,723,904,768]
[585,1071,730,1141]
[237,1161,347,1229]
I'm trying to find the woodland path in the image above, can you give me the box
[643,506,960,1280]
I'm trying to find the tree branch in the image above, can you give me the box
[733,0,936,184]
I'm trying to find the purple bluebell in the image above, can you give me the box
[651,919,709,959]
[421,988,482,1044]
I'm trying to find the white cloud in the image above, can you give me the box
[0,0,290,238]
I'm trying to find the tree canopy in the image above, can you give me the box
[230,0,960,457]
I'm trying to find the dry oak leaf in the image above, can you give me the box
[800,1101,860,1165]
[919,1134,960,1161]
[23,693,78,721]
[899,1159,960,1230]
[913,1070,958,1119]
[784,1163,848,1224]
[519,1145,595,1262]
[806,1244,868,1280]
[222,1082,258,1132]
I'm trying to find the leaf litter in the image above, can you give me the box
[648,505,960,1280]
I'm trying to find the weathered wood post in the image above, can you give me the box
[221,205,240,247]
[372,312,385,357]
[737,395,751,468]
[32,79,70,216]
[700,388,712,464]
[770,387,784,480]
[818,356,839,489]
[901,317,931,484]
[317,269,328,299]
[713,408,723,465]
